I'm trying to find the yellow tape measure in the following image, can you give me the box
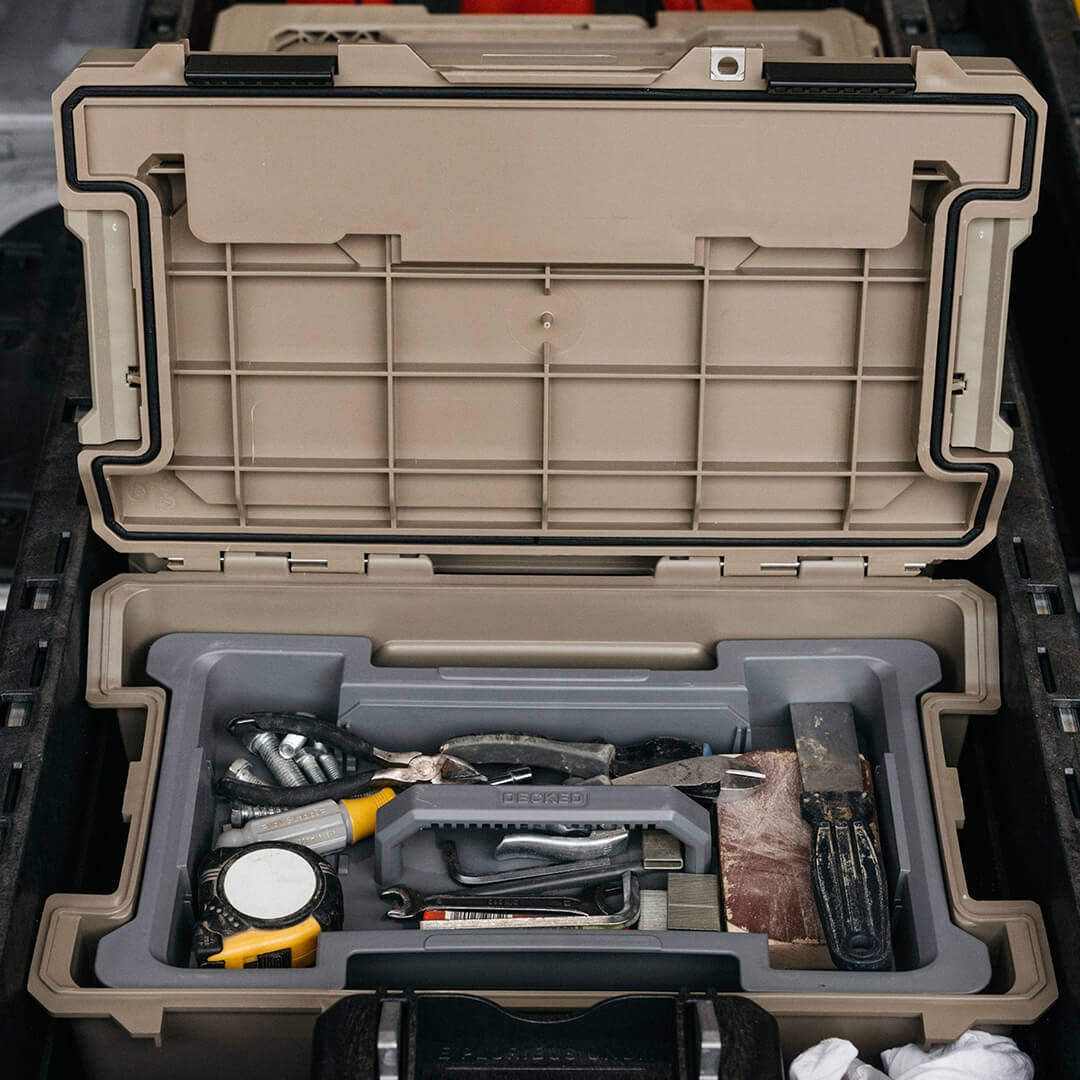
[194,841,343,969]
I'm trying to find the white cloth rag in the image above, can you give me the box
[788,1038,887,1080]
[789,1031,1034,1080]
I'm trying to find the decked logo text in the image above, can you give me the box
[499,790,587,807]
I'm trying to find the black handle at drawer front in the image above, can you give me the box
[311,993,784,1080]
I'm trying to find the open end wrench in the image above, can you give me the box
[441,839,615,888]
[494,828,630,863]
[443,845,644,896]
[381,884,605,921]
[425,872,641,930]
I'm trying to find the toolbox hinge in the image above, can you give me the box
[220,551,296,577]
[218,551,369,577]
[720,555,871,580]
[654,555,893,582]
[794,556,868,581]
[653,557,724,584]
[366,554,435,581]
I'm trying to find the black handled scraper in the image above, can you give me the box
[791,702,892,972]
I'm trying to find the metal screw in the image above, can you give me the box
[245,731,306,787]
[226,758,267,786]
[278,733,308,760]
[294,747,328,784]
[312,741,343,780]
[230,802,285,827]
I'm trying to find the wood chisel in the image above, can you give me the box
[791,702,892,972]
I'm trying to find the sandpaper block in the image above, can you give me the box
[716,747,876,969]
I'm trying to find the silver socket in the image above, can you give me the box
[278,733,308,760]
[294,747,328,784]
[312,741,343,780]
[245,731,306,787]
[226,758,267,786]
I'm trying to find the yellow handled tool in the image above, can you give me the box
[215,788,397,856]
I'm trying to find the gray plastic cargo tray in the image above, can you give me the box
[94,634,990,995]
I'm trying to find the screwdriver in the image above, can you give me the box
[215,788,397,856]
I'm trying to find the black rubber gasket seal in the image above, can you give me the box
[59,83,1038,552]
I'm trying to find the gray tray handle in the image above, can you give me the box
[374,785,713,885]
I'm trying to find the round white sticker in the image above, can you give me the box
[222,847,318,921]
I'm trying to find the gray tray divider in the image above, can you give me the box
[93,634,991,995]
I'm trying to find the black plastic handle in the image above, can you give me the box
[609,737,707,777]
[439,734,705,779]
[439,733,616,777]
[230,711,379,761]
[219,711,386,805]
[312,994,786,1080]
[216,772,380,807]
[800,791,892,972]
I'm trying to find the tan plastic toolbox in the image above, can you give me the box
[31,9,1056,1077]
[208,4,885,63]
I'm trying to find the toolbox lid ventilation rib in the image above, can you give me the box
[53,43,1043,566]
[183,53,339,87]
[762,60,916,92]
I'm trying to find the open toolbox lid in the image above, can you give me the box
[53,39,1044,574]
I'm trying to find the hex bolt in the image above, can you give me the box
[295,747,328,784]
[245,731,306,787]
[278,733,308,760]
[230,802,286,827]
[226,758,267,786]
[312,740,343,780]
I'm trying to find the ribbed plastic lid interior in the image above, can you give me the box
[67,77,1029,551]
[158,202,944,538]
